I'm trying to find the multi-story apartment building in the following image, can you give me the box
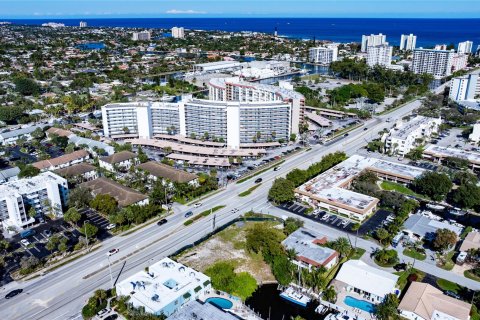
[308,45,338,65]
[171,27,185,39]
[399,34,417,51]
[449,74,479,102]
[79,21,87,28]
[0,172,68,232]
[132,30,151,41]
[366,45,393,67]
[451,53,469,72]
[411,49,455,78]
[102,78,304,149]
[385,116,442,156]
[458,41,474,54]
[361,33,387,52]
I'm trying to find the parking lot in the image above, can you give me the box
[278,202,308,215]
[79,208,112,240]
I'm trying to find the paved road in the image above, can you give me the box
[0,99,425,320]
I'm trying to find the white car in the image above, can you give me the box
[106,223,116,230]
[20,239,30,247]
[107,248,119,256]
[194,203,202,208]
[96,308,111,318]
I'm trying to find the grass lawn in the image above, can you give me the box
[239,184,261,197]
[184,205,226,226]
[349,248,366,260]
[374,258,397,268]
[437,251,455,271]
[464,270,480,282]
[380,181,425,198]
[403,248,427,261]
[436,278,461,293]
[395,268,426,290]
[461,226,473,240]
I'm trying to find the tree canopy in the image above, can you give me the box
[412,172,452,201]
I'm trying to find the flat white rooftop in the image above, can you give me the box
[424,145,480,165]
[389,116,439,140]
[116,257,210,315]
[0,171,65,196]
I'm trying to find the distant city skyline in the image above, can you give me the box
[1,0,480,19]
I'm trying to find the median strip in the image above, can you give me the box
[184,205,226,226]
[238,183,262,197]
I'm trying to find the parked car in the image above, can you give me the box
[42,230,52,238]
[255,178,263,183]
[97,308,112,318]
[104,315,118,320]
[157,219,168,226]
[5,289,23,299]
[20,239,30,247]
[20,229,36,238]
[107,249,119,256]
[184,211,193,218]
[106,224,116,230]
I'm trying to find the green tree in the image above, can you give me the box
[0,106,25,122]
[448,183,480,209]
[69,187,93,209]
[137,146,149,163]
[63,207,82,226]
[268,178,295,204]
[376,228,390,246]
[90,194,118,216]
[407,146,424,161]
[412,172,452,201]
[18,165,40,178]
[374,249,398,266]
[46,236,60,253]
[330,237,352,258]
[375,293,399,320]
[323,286,337,303]
[433,228,457,252]
[31,127,45,140]
[14,77,40,96]
[284,218,304,235]
[28,207,37,219]
[81,222,99,239]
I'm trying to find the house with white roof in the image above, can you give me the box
[116,258,211,317]
[403,214,463,242]
[333,260,399,303]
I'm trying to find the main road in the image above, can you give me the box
[0,100,423,320]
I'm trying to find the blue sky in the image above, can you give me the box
[1,0,479,18]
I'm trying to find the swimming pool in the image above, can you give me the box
[206,297,233,309]
[343,296,375,313]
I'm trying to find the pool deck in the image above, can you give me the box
[200,291,263,320]
[317,284,376,320]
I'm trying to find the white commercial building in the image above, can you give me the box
[116,258,211,317]
[132,30,151,41]
[412,49,455,78]
[400,34,417,51]
[366,45,393,67]
[102,77,304,149]
[0,172,68,232]
[193,61,243,73]
[171,27,185,39]
[458,40,474,54]
[385,116,442,156]
[309,45,338,65]
[449,74,479,101]
[361,33,387,52]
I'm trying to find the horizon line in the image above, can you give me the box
[2,17,480,20]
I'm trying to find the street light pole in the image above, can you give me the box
[84,222,89,252]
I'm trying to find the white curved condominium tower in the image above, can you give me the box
[102,77,304,149]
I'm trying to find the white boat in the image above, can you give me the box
[279,286,311,307]
[426,203,445,211]
[315,304,329,314]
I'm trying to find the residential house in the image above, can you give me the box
[32,150,90,171]
[137,161,199,187]
[80,177,149,207]
[99,151,139,172]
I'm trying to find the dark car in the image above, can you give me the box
[393,263,407,271]
[364,127,368,131]
[184,211,193,218]
[157,219,168,226]
[104,315,118,320]
[5,289,23,299]
[344,133,349,137]
[255,178,263,183]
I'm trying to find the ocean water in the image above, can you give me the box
[5,18,480,47]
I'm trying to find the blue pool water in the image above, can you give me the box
[206,297,233,309]
[344,296,375,313]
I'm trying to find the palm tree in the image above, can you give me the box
[332,237,351,258]
[323,286,337,303]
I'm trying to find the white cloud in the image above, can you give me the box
[165,9,207,15]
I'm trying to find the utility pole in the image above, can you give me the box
[107,256,114,288]
[212,212,216,231]
[84,222,89,252]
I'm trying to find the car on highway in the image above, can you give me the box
[254,178,263,183]
[344,133,349,137]
[97,308,112,318]
[364,127,368,131]
[106,223,116,230]
[157,219,168,226]
[184,211,193,218]
[194,203,202,208]
[273,166,280,171]
[107,249,119,256]
[5,289,23,299]
[20,239,30,247]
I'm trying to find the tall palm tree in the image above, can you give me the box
[332,237,351,258]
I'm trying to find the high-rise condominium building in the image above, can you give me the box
[412,49,455,78]
[449,74,480,102]
[308,45,338,65]
[0,172,68,232]
[451,53,469,73]
[171,27,185,39]
[458,41,474,54]
[434,44,447,50]
[366,45,393,67]
[361,33,387,52]
[400,34,417,51]
[79,21,87,28]
[132,30,151,41]
[102,78,304,149]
